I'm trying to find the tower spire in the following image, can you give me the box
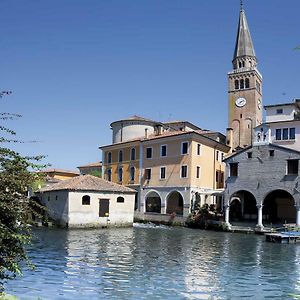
[233,3,256,68]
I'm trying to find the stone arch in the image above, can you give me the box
[263,189,296,224]
[145,190,162,213]
[166,190,184,215]
[229,190,257,222]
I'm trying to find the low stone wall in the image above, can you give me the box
[134,211,187,225]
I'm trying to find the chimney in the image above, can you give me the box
[145,128,148,139]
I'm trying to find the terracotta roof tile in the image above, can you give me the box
[38,175,136,193]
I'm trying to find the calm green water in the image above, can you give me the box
[5,225,300,299]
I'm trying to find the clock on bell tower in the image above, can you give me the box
[227,3,263,150]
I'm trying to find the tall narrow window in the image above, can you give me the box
[181,142,189,155]
[107,152,112,164]
[196,166,201,179]
[107,168,112,182]
[216,171,219,183]
[235,80,239,90]
[118,167,123,182]
[160,167,166,179]
[287,160,299,175]
[118,150,123,162]
[131,148,136,161]
[290,128,296,140]
[161,145,167,157]
[146,147,152,159]
[240,79,244,89]
[216,151,219,161]
[181,165,188,178]
[197,144,201,155]
[130,166,135,181]
[230,163,238,177]
[145,168,151,180]
[276,129,282,140]
[283,128,289,140]
[245,78,250,88]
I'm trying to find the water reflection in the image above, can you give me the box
[5,227,300,299]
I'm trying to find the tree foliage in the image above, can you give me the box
[0,91,45,291]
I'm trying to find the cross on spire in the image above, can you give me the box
[240,0,243,11]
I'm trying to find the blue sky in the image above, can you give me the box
[1,0,299,170]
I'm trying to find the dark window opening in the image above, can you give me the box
[131,148,136,160]
[117,196,125,203]
[107,169,112,181]
[276,129,282,140]
[181,165,188,178]
[130,166,135,181]
[290,128,296,140]
[245,78,250,88]
[146,147,152,159]
[230,163,238,177]
[118,167,123,182]
[118,150,123,162]
[247,152,252,158]
[182,142,188,154]
[235,80,239,90]
[240,79,244,89]
[269,150,275,157]
[82,195,91,205]
[107,152,112,164]
[161,145,167,157]
[196,166,200,178]
[160,167,166,179]
[197,144,201,155]
[145,168,151,180]
[283,128,289,140]
[287,160,299,175]
[276,109,283,114]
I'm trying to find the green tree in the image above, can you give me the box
[0,91,45,292]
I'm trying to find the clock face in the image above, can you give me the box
[235,97,247,107]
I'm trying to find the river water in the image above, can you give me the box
[4,225,300,299]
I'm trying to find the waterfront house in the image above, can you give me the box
[37,175,136,228]
[100,116,229,223]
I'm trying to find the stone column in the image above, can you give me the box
[256,204,263,229]
[296,205,300,227]
[224,204,230,225]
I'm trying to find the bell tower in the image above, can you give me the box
[228,2,263,150]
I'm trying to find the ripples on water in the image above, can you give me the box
[5,225,300,299]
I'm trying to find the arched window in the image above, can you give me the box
[235,80,239,90]
[131,148,136,161]
[240,79,244,89]
[117,196,125,203]
[107,168,112,181]
[107,152,112,164]
[82,195,90,205]
[239,62,242,68]
[118,167,123,182]
[130,166,135,181]
[245,78,250,88]
[118,150,123,162]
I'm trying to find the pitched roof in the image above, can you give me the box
[233,8,256,60]
[38,175,136,193]
[77,162,102,168]
[39,169,80,175]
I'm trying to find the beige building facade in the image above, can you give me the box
[100,117,229,219]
